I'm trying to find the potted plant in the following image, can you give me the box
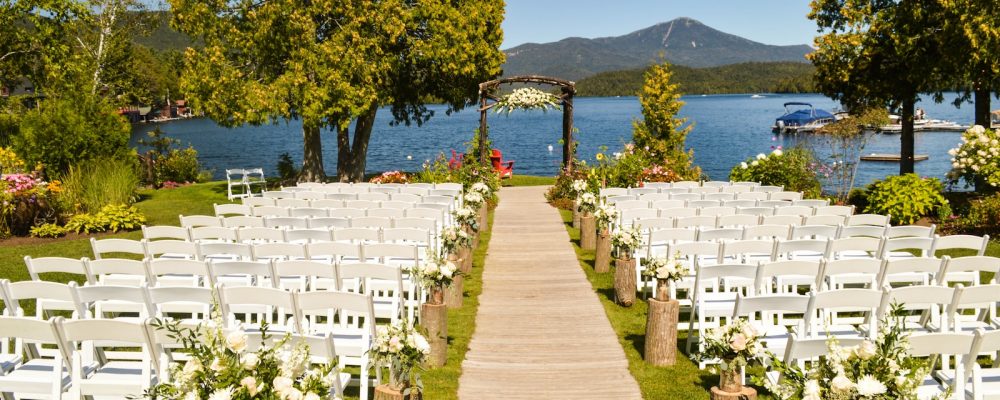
[611,226,642,306]
[439,225,472,308]
[410,250,459,367]
[593,204,619,273]
[641,251,689,366]
[699,318,763,396]
[642,251,688,301]
[370,322,431,399]
[577,192,598,250]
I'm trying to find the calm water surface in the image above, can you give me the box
[132,93,977,187]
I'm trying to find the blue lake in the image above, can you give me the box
[131,93,978,187]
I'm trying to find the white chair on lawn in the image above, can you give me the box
[772,239,829,262]
[789,224,839,240]
[837,224,887,239]
[210,260,275,288]
[54,317,159,398]
[881,236,935,259]
[946,284,1000,333]
[223,215,265,228]
[826,236,883,260]
[333,227,381,244]
[732,293,810,355]
[718,214,762,228]
[273,260,340,291]
[877,257,946,288]
[907,332,976,400]
[308,217,350,229]
[142,225,191,241]
[214,203,252,217]
[248,332,351,398]
[765,333,864,388]
[802,288,882,339]
[307,242,363,264]
[2,280,85,320]
[144,239,199,260]
[823,258,882,289]
[198,242,253,262]
[941,256,1000,287]
[236,227,285,244]
[686,263,758,364]
[964,329,1000,400]
[0,317,77,399]
[662,241,721,306]
[252,242,307,262]
[932,234,990,258]
[86,258,146,286]
[190,226,238,243]
[803,214,846,226]
[74,284,155,320]
[846,213,890,226]
[179,214,223,228]
[295,291,376,400]
[755,260,824,294]
[25,256,93,284]
[90,238,145,260]
[878,285,956,334]
[338,263,406,325]
[217,284,299,333]
[146,286,215,324]
[887,224,936,239]
[144,258,211,288]
[226,168,249,200]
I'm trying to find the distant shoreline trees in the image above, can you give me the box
[575,62,816,97]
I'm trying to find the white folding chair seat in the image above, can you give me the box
[264,216,308,229]
[54,318,158,398]
[742,224,790,240]
[141,225,190,241]
[178,215,222,228]
[755,259,824,294]
[308,216,350,229]
[213,203,252,217]
[877,257,946,288]
[144,259,211,287]
[90,238,145,260]
[717,214,760,228]
[189,226,237,243]
[803,289,881,339]
[144,240,199,260]
[236,226,285,243]
[86,258,146,287]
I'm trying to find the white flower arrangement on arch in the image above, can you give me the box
[493,87,561,115]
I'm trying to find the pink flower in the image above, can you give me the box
[730,333,747,352]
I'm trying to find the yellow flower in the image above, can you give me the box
[595,153,605,161]
[48,180,62,194]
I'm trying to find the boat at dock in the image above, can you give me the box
[879,114,967,132]
[772,102,837,133]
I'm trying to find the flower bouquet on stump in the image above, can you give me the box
[465,184,490,234]
[571,179,588,229]
[141,320,343,400]
[411,250,459,368]
[371,322,430,400]
[593,204,619,273]
[611,227,642,307]
[699,318,762,400]
[641,252,688,366]
[451,205,478,272]
[577,192,598,250]
[440,225,472,308]
[753,305,935,400]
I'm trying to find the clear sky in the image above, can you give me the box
[501,0,818,49]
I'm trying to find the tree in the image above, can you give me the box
[631,61,701,179]
[809,0,947,174]
[169,0,505,182]
[940,0,1000,127]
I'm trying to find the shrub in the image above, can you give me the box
[65,213,108,234]
[545,169,591,209]
[14,94,131,175]
[864,174,948,225]
[951,194,1000,236]
[158,147,202,183]
[276,152,299,183]
[729,147,822,198]
[0,160,65,237]
[59,157,140,213]
[370,170,410,184]
[946,125,1000,189]
[30,223,67,238]
[63,204,145,234]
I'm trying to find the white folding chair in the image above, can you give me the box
[178,215,222,228]
[764,333,864,388]
[338,263,406,325]
[717,214,760,228]
[881,236,935,259]
[933,234,990,258]
[675,215,717,229]
[760,214,803,226]
[907,332,976,400]
[755,260,824,295]
[686,263,758,365]
[86,258,146,286]
[273,260,339,291]
[367,208,406,219]
[941,256,1000,287]
[189,226,238,243]
[252,242,307,261]
[802,288,882,339]
[0,317,75,398]
[803,214,846,226]
[847,213,890,226]
[236,226,285,244]
[698,228,743,242]
[242,196,275,207]
[742,225,790,240]
[732,293,810,355]
[210,260,276,288]
[294,291,376,400]
[198,242,253,261]
[309,217,350,229]
[772,239,829,261]
[264,216,309,229]
[25,256,93,284]
[827,236,883,260]
[144,240,199,260]
[217,284,299,332]
[214,203,252,217]
[54,318,159,398]
[307,242,363,264]
[789,224,839,240]
[144,258,212,288]
[145,286,215,324]
[74,284,155,320]
[141,225,190,241]
[878,285,956,333]
[947,284,1000,333]
[792,199,828,207]
[698,206,736,217]
[887,224,936,238]
[223,215,265,228]
[823,258,882,289]
[877,257,947,288]
[814,205,855,216]
[768,191,803,201]
[284,228,334,244]
[90,238,145,260]
[3,280,85,319]
[290,207,330,218]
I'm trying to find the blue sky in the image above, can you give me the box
[501,0,818,49]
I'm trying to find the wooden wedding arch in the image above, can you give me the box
[478,75,577,172]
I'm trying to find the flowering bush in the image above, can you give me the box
[947,125,1000,188]
[729,147,822,198]
[440,226,472,255]
[493,87,560,115]
[611,227,643,260]
[0,147,26,174]
[755,306,933,400]
[641,164,682,183]
[143,321,339,400]
[370,322,430,393]
[463,192,484,209]
[0,171,64,237]
[370,170,410,184]
[576,192,598,214]
[642,251,688,282]
[452,206,479,232]
[699,318,762,372]
[593,204,619,230]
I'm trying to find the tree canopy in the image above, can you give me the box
[170,0,505,182]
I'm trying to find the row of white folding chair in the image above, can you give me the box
[263,188,461,202]
[209,202,451,219]
[600,181,774,196]
[643,223,933,246]
[615,201,855,216]
[242,190,455,206]
[294,181,460,190]
[607,191,813,205]
[177,213,443,230]
[230,196,455,213]
[90,240,423,264]
[631,214,849,230]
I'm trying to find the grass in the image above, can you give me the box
[420,209,493,398]
[505,175,556,186]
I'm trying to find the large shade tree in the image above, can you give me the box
[940,0,1000,127]
[169,0,505,182]
[809,0,947,174]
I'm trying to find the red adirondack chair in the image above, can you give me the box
[490,149,514,179]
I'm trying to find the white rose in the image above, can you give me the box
[273,376,294,392]
[414,333,431,354]
[440,263,455,278]
[210,357,225,372]
[856,340,877,359]
[751,160,759,167]
[304,393,321,400]
[772,149,783,156]
[282,388,304,400]
[243,352,259,369]
[182,358,202,375]
[241,376,260,396]
[740,162,748,169]
[226,330,248,353]
[831,374,854,392]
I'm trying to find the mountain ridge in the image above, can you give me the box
[501,17,813,81]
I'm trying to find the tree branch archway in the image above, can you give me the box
[478,75,577,172]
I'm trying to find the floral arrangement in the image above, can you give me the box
[571,179,589,195]
[370,321,430,393]
[611,227,643,260]
[463,191,484,209]
[493,87,560,115]
[593,204,619,230]
[642,251,688,282]
[576,192,598,214]
[411,250,459,297]
[641,164,682,183]
[729,147,821,198]
[0,170,63,238]
[452,206,479,232]
[754,306,933,400]
[440,225,472,254]
[469,181,491,198]
[699,318,762,372]
[947,124,1000,188]
[370,170,410,184]
[143,321,339,400]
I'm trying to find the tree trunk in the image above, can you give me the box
[336,104,378,182]
[974,85,991,128]
[595,229,611,273]
[614,257,637,307]
[300,123,326,182]
[644,298,679,366]
[446,275,463,308]
[580,214,596,250]
[421,302,447,368]
[900,98,915,174]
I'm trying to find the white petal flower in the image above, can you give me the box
[740,162,748,169]
[831,374,854,392]
[855,374,888,396]
[756,153,766,160]
[226,330,248,353]
[207,387,234,400]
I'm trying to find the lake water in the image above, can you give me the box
[131,93,977,187]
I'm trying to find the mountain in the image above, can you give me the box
[502,17,813,81]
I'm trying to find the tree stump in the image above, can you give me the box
[644,298,679,366]
[580,214,596,250]
[421,302,447,368]
[457,247,472,274]
[710,386,757,400]
[374,385,422,400]
[594,230,611,273]
[614,258,637,307]
[572,207,581,229]
[446,275,464,308]
[478,203,488,229]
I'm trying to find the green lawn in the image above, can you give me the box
[505,175,556,186]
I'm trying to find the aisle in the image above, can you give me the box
[458,186,641,399]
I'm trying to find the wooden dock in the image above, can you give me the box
[860,153,929,162]
[458,186,641,399]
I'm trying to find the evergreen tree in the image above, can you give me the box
[631,62,701,179]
